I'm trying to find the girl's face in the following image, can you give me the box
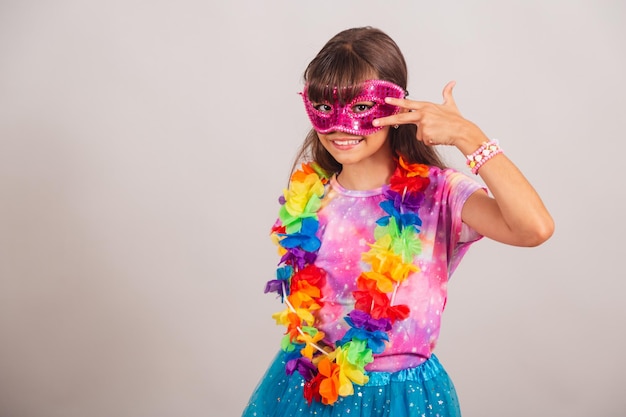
[302,78,403,170]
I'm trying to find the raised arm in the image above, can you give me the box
[373,81,554,247]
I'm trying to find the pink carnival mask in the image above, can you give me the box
[300,79,407,136]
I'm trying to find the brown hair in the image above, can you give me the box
[293,27,445,175]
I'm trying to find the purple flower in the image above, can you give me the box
[383,188,424,213]
[347,310,392,332]
[285,357,317,380]
[280,247,318,270]
[264,279,285,296]
[264,265,293,297]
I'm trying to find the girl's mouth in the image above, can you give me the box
[332,139,363,146]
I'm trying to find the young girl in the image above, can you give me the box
[242,27,553,417]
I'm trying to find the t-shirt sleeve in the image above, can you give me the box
[442,169,486,276]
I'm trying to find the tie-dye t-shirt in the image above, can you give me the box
[313,166,484,373]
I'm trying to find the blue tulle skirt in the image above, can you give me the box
[242,351,461,417]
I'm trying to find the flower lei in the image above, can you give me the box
[265,157,430,406]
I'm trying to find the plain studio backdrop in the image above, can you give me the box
[0,1,625,416]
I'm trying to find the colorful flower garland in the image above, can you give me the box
[265,157,431,405]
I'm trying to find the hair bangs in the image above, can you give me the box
[304,46,376,105]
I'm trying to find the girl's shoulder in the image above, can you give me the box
[425,165,484,200]
[427,164,465,177]
[427,165,474,185]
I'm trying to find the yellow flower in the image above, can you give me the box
[363,235,407,277]
[272,307,315,327]
[298,328,326,359]
[283,173,325,217]
[271,308,291,326]
[335,346,369,397]
[387,260,419,283]
[364,237,419,283]
[270,232,288,255]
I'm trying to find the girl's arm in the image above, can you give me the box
[458,151,554,247]
[373,81,554,247]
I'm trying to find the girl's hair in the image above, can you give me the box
[294,26,446,174]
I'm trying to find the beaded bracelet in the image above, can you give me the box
[466,140,503,175]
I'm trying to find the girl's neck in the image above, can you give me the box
[336,158,396,191]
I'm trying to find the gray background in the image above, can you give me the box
[1,1,625,416]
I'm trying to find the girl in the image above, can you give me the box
[242,27,553,417]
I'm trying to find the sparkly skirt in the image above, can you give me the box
[241,351,461,417]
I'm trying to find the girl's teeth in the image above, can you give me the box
[335,140,361,145]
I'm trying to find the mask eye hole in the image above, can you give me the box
[312,103,333,113]
[352,101,375,114]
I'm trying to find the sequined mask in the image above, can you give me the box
[300,79,407,136]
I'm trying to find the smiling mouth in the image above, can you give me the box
[332,139,363,146]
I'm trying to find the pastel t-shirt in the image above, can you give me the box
[313,166,484,372]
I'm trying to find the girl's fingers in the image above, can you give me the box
[442,80,457,107]
[372,110,421,127]
[375,82,463,147]
[384,97,429,110]
[385,81,460,111]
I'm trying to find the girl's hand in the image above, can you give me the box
[373,81,488,155]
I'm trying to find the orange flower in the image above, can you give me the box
[398,156,430,178]
[317,357,340,405]
[285,312,302,342]
[360,271,395,293]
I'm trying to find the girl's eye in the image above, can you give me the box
[352,102,374,113]
[313,103,332,113]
